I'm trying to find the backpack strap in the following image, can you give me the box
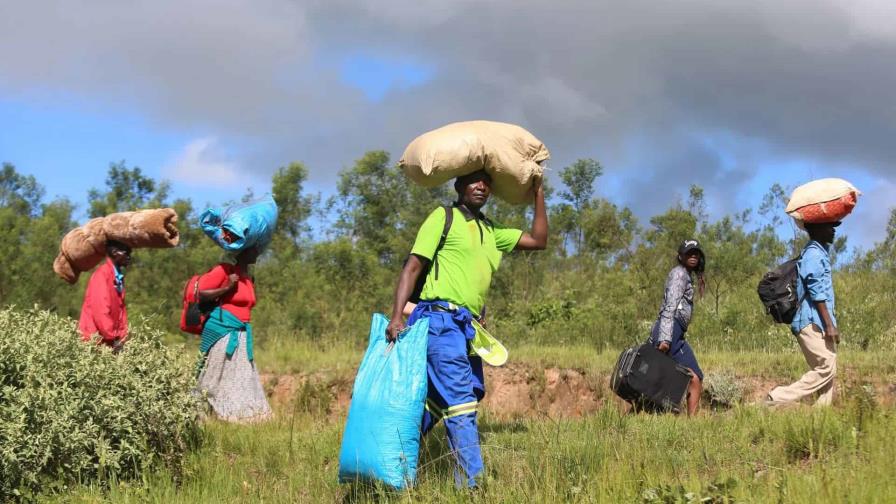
[795,247,809,309]
[432,206,453,281]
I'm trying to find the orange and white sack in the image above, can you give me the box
[399,120,550,204]
[786,178,861,225]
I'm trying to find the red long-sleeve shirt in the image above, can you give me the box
[78,259,128,344]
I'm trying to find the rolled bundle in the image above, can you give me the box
[53,254,78,284]
[103,208,180,248]
[786,178,861,226]
[54,218,107,283]
[399,120,550,204]
[53,208,180,284]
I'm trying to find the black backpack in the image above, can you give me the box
[408,206,453,303]
[757,254,804,324]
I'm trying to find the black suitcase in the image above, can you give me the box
[610,343,692,413]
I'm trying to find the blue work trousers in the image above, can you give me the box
[408,301,485,487]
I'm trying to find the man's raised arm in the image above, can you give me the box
[514,183,548,251]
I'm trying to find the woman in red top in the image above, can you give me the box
[194,246,271,423]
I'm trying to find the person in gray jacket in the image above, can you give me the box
[648,239,705,415]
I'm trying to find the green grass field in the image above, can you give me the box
[50,345,896,503]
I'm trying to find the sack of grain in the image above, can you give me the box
[786,178,861,225]
[399,120,550,204]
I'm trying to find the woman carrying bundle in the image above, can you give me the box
[195,245,272,423]
[647,239,706,416]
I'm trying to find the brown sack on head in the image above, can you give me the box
[102,208,180,248]
[400,120,550,205]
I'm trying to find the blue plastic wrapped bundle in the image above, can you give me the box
[200,195,278,252]
[338,314,430,489]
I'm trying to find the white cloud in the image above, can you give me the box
[162,137,239,187]
[838,0,896,42]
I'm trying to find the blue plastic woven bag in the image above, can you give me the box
[200,195,278,252]
[338,313,430,489]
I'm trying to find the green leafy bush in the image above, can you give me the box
[0,307,201,499]
[527,298,578,326]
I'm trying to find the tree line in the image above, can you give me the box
[2,156,894,352]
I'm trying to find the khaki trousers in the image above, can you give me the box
[768,324,837,406]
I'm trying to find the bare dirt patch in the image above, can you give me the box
[481,364,606,419]
[261,362,896,420]
[263,363,611,420]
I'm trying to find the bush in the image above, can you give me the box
[702,371,745,409]
[0,307,201,499]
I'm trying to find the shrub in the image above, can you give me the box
[0,307,201,499]
[702,371,745,409]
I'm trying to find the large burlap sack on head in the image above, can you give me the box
[786,178,861,226]
[102,208,180,248]
[399,120,550,204]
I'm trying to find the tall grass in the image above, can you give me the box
[55,398,896,503]
[45,332,896,502]
[15,264,896,502]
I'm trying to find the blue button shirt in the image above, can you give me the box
[791,240,836,335]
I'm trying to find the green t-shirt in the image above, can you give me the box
[410,206,523,316]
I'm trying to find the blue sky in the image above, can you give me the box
[1,96,258,217]
[340,53,435,102]
[2,53,440,219]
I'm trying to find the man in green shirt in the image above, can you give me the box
[386,169,548,487]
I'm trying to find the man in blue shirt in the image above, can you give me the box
[767,221,840,406]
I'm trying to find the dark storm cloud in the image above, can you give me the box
[1,0,893,244]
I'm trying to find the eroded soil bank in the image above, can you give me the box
[261,362,896,420]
